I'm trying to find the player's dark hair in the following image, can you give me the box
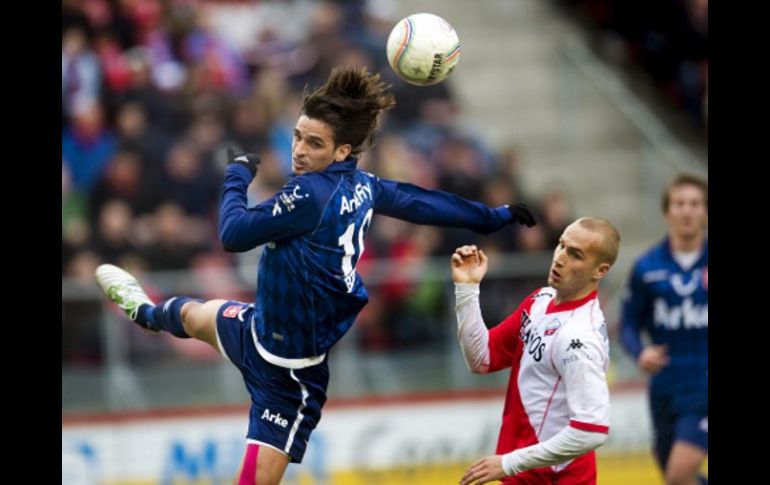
[302,66,396,155]
[662,174,708,213]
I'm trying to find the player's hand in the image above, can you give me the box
[507,202,536,227]
[451,245,488,284]
[460,455,505,485]
[638,344,670,374]
[227,147,261,178]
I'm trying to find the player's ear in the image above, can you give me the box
[593,262,610,281]
[334,144,352,162]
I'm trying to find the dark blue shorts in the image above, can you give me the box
[650,388,708,468]
[215,301,329,463]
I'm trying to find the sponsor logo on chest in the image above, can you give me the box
[520,312,561,362]
[340,183,373,215]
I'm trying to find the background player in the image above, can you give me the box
[620,174,708,485]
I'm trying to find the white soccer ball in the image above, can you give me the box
[386,13,461,86]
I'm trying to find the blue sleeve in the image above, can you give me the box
[620,262,648,362]
[218,164,322,252]
[372,178,511,234]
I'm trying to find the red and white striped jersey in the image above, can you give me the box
[487,287,610,482]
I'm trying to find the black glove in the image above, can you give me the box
[227,147,261,178]
[507,202,537,227]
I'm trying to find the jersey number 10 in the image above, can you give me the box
[338,208,374,292]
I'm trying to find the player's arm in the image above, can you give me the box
[499,331,610,477]
[218,164,322,252]
[619,262,648,362]
[462,420,609,485]
[372,177,535,234]
[452,246,531,374]
[454,291,526,374]
[620,262,671,374]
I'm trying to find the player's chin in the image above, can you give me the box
[547,276,560,288]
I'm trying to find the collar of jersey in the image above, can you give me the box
[662,236,708,267]
[323,157,358,173]
[546,290,598,314]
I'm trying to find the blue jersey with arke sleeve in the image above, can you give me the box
[219,158,512,363]
[620,237,708,394]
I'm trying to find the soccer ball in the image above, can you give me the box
[386,13,461,86]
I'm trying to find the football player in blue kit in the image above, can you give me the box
[620,174,708,485]
[95,66,536,485]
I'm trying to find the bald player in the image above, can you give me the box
[452,217,621,484]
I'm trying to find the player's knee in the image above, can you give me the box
[665,465,698,485]
[665,439,706,485]
[179,301,200,335]
[180,300,218,338]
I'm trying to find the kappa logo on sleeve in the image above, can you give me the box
[223,305,244,318]
[566,339,584,350]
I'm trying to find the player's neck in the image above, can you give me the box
[554,284,597,306]
[669,232,704,253]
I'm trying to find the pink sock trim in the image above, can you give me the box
[238,443,260,485]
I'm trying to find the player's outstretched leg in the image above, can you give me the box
[95,264,223,349]
[96,263,200,338]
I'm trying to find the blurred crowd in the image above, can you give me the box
[62,0,595,366]
[556,0,708,129]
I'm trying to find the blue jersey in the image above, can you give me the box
[620,237,708,394]
[219,158,512,362]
